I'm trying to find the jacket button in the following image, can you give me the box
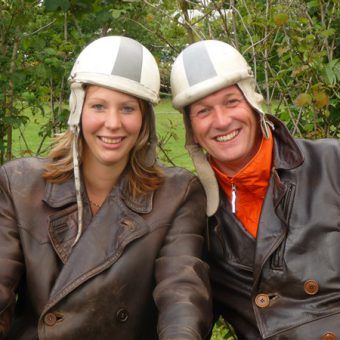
[44,313,57,326]
[255,294,270,308]
[116,309,129,323]
[304,279,319,295]
[322,332,337,340]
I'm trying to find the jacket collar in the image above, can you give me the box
[43,171,154,214]
[119,173,154,214]
[267,115,304,170]
[43,177,77,208]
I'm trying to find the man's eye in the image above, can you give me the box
[226,99,240,106]
[193,108,210,117]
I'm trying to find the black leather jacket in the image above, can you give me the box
[207,116,340,339]
[0,158,212,339]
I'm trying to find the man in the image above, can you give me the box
[170,39,340,339]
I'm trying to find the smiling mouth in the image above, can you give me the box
[215,129,240,142]
[99,136,124,144]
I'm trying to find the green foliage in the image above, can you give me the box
[211,317,238,340]
[44,0,70,11]
[147,0,339,139]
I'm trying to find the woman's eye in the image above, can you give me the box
[122,106,136,113]
[92,104,105,111]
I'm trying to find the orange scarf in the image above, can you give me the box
[210,132,273,238]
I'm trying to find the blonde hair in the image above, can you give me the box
[43,99,163,197]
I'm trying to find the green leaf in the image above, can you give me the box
[34,64,48,80]
[295,93,312,107]
[111,9,123,19]
[44,0,60,11]
[22,92,36,102]
[322,65,336,85]
[22,38,32,50]
[44,47,58,56]
[43,0,70,11]
[320,28,335,38]
[273,13,289,26]
[59,0,70,11]
[321,59,340,85]
[307,0,319,9]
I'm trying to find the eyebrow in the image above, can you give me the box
[86,96,139,103]
[192,92,241,107]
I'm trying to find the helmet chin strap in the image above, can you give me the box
[260,114,275,139]
[71,126,83,247]
[68,82,86,247]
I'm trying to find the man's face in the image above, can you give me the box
[189,85,262,176]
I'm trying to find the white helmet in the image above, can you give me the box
[68,36,160,245]
[68,35,160,128]
[171,40,266,121]
[170,40,272,216]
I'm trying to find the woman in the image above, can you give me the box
[0,36,212,339]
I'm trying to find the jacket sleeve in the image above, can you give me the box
[153,176,213,340]
[0,166,24,338]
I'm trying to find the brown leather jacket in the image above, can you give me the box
[0,158,212,339]
[207,116,340,339]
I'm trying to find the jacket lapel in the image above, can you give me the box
[253,119,303,284]
[253,171,288,284]
[44,181,152,309]
[44,179,79,263]
[48,205,79,263]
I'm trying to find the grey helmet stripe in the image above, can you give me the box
[112,37,143,81]
[182,42,217,86]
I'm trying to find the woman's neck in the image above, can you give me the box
[82,157,127,213]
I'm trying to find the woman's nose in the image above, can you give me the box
[104,110,121,129]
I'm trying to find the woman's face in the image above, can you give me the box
[81,85,143,170]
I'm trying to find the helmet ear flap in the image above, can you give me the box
[182,109,219,216]
[68,83,86,130]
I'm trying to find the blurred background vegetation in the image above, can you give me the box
[1,0,339,165]
[1,1,339,337]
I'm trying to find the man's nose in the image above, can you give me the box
[213,106,231,127]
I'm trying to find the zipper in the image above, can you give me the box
[231,183,236,213]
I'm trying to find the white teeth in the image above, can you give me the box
[216,130,239,142]
[100,136,123,144]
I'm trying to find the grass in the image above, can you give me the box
[11,108,51,158]
[154,98,194,171]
